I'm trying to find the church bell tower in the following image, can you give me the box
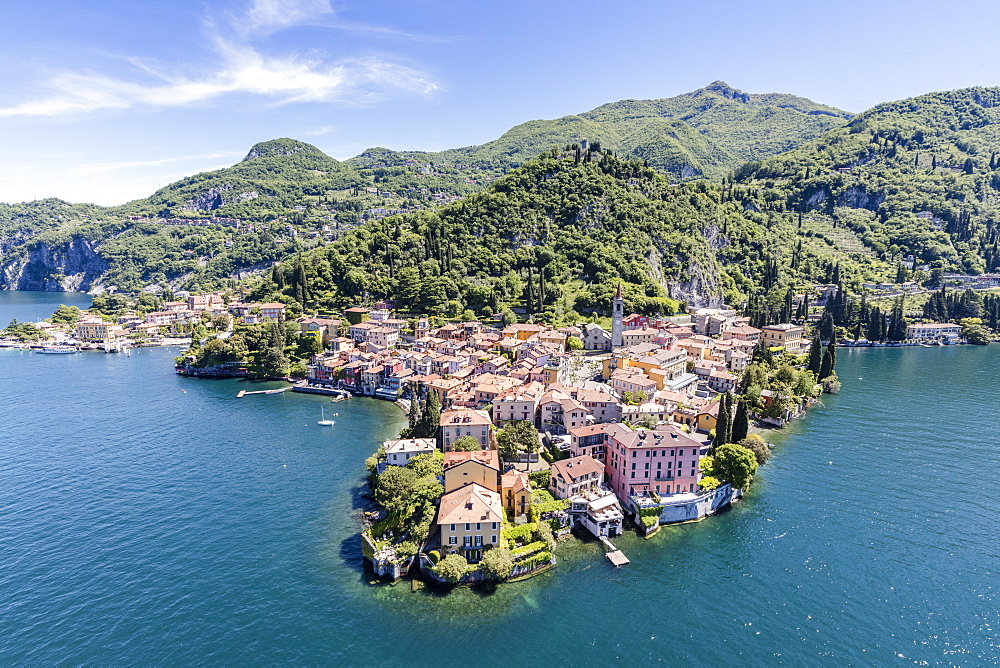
[612,282,624,348]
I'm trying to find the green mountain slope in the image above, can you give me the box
[251,146,893,320]
[354,81,852,181]
[737,86,1000,274]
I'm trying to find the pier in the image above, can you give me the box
[601,536,630,567]
[235,388,289,398]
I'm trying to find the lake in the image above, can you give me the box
[1,292,998,664]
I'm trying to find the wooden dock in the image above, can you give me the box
[606,550,630,567]
[235,388,290,398]
[600,536,629,567]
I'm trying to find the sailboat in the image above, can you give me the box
[318,406,335,426]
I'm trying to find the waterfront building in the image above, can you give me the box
[436,484,503,562]
[760,323,805,353]
[906,322,961,341]
[549,455,606,499]
[604,423,705,499]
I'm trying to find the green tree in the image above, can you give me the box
[819,346,834,380]
[50,304,81,325]
[567,335,583,351]
[496,420,540,460]
[714,442,759,489]
[478,547,515,581]
[434,554,469,583]
[451,436,482,452]
[806,334,822,375]
[712,393,732,450]
[373,466,417,512]
[731,399,749,443]
[739,434,771,465]
[406,451,444,478]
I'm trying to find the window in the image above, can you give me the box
[476,522,481,531]
[492,522,497,530]
[475,535,483,546]
[491,535,498,544]
[631,463,636,470]
[679,450,684,456]
[449,536,457,545]
[450,524,455,531]
[465,523,470,531]
[630,472,635,479]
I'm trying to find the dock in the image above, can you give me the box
[600,536,630,567]
[235,388,290,398]
[290,383,351,399]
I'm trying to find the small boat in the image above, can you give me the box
[36,345,78,354]
[318,406,335,426]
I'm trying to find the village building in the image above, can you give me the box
[443,450,501,493]
[549,455,606,499]
[439,409,496,451]
[604,423,706,499]
[436,484,504,563]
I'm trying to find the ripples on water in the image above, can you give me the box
[1,303,999,664]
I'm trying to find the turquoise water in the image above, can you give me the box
[1,293,999,664]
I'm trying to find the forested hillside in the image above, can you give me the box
[250,146,892,322]
[736,87,1000,275]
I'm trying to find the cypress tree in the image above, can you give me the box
[807,334,823,375]
[819,347,834,380]
[713,394,731,449]
[731,399,749,443]
[828,337,837,369]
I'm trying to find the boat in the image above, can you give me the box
[36,345,78,354]
[318,406,335,426]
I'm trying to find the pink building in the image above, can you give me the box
[604,423,705,499]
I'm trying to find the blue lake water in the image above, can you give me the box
[1,292,998,664]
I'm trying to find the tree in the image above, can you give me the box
[373,466,417,512]
[434,554,469,583]
[819,346,834,381]
[739,434,771,465]
[50,304,81,325]
[478,547,514,581]
[714,442,759,489]
[567,335,583,351]
[712,393,732,450]
[731,399,749,443]
[806,334,822,375]
[497,420,540,460]
[451,436,482,451]
[406,451,443,478]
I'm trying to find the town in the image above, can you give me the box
[4,282,975,586]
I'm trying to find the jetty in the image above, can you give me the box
[235,387,289,398]
[601,536,630,567]
[291,382,351,400]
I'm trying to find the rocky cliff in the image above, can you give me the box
[0,237,109,292]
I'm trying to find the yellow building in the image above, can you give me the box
[501,469,531,518]
[443,450,501,494]
[437,484,504,562]
[760,323,805,353]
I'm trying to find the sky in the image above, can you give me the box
[3,0,1000,205]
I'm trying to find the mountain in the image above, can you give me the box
[349,81,852,180]
[736,86,1000,275]
[253,145,885,318]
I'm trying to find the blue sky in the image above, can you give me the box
[2,0,1000,205]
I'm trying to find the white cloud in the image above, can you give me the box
[69,152,240,176]
[240,0,335,37]
[0,0,439,118]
